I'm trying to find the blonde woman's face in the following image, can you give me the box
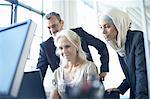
[99,20,118,41]
[57,37,77,62]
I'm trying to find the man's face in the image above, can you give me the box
[47,16,64,38]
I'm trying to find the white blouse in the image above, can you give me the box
[51,61,101,98]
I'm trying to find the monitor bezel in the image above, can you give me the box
[0,19,36,97]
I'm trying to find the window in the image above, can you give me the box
[0,0,11,27]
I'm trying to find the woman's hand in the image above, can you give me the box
[50,88,59,99]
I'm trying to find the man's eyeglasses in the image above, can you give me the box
[48,22,60,30]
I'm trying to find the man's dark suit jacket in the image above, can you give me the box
[37,27,109,78]
[117,30,148,99]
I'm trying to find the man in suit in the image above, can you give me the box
[37,12,109,81]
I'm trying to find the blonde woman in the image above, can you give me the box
[50,30,104,99]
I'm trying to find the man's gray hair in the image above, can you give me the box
[45,12,61,21]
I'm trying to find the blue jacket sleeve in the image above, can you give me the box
[117,79,130,95]
[77,27,109,72]
[134,32,148,99]
[37,43,48,79]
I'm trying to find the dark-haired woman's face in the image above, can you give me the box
[99,20,118,41]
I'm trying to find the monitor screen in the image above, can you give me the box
[0,19,36,98]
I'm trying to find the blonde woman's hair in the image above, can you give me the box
[54,29,87,67]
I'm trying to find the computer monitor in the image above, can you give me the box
[0,19,37,98]
[18,70,46,99]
